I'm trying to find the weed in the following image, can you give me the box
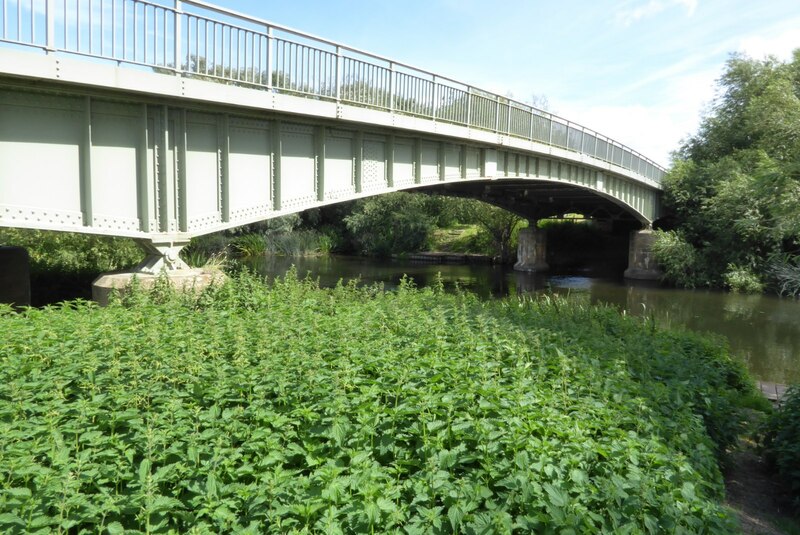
[0,273,754,533]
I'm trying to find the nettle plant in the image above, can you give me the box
[0,271,751,533]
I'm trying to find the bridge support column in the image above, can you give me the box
[624,229,663,280]
[514,225,549,272]
[91,239,224,306]
[0,246,31,307]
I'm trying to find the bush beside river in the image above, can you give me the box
[0,271,761,533]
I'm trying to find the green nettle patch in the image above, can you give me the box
[0,272,751,533]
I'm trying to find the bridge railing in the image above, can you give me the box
[0,0,666,183]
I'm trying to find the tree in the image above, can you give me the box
[656,50,800,293]
[343,193,436,257]
[446,198,524,263]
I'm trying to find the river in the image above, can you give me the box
[244,254,800,384]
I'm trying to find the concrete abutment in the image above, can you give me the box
[514,226,549,273]
[624,229,663,280]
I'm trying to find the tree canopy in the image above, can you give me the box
[654,50,800,294]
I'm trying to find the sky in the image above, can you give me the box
[211,0,798,167]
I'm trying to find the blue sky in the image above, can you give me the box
[215,0,798,166]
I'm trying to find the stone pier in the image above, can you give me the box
[624,229,663,280]
[0,246,31,307]
[91,239,224,306]
[514,226,549,272]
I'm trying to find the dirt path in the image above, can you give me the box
[724,443,798,534]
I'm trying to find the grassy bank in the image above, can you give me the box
[0,272,758,533]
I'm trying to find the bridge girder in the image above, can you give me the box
[0,78,660,271]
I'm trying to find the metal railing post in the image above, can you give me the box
[548,116,553,146]
[494,95,500,132]
[389,62,395,112]
[173,1,182,72]
[45,0,55,52]
[466,87,472,127]
[506,103,512,134]
[335,45,342,102]
[266,26,273,89]
[528,108,534,141]
[432,75,438,120]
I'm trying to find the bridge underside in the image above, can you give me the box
[421,180,643,224]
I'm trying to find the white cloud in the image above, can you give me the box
[737,24,800,61]
[616,0,698,27]
[554,66,720,167]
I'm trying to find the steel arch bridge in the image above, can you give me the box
[0,0,664,272]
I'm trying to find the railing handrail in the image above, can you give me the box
[0,0,666,181]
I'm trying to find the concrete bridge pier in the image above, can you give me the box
[514,225,549,273]
[92,238,223,306]
[624,229,663,280]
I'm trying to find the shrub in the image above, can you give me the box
[344,193,434,256]
[0,273,753,533]
[763,385,800,506]
[651,229,703,287]
[231,233,268,256]
[770,256,800,297]
[0,228,140,275]
[723,264,765,293]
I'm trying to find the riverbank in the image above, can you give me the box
[0,272,766,532]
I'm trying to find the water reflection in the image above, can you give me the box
[243,255,800,384]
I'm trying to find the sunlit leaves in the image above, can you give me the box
[0,273,748,532]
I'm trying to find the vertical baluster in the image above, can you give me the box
[161,6,166,65]
[212,21,217,76]
[250,31,255,83]
[237,28,242,80]
[173,1,180,69]
[203,19,211,75]
[335,45,341,101]
[266,26,273,88]
[144,3,148,63]
[228,25,233,80]
[124,0,128,60]
[112,0,117,58]
[45,0,54,50]
[77,0,81,50]
[99,0,105,55]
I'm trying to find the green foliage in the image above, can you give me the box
[263,230,328,256]
[652,230,703,287]
[770,255,800,297]
[763,386,800,507]
[662,50,800,293]
[0,272,754,533]
[231,234,268,257]
[184,233,229,265]
[0,228,141,275]
[723,265,765,294]
[429,225,486,254]
[441,198,525,262]
[343,192,436,256]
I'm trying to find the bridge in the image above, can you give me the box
[0,0,665,289]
